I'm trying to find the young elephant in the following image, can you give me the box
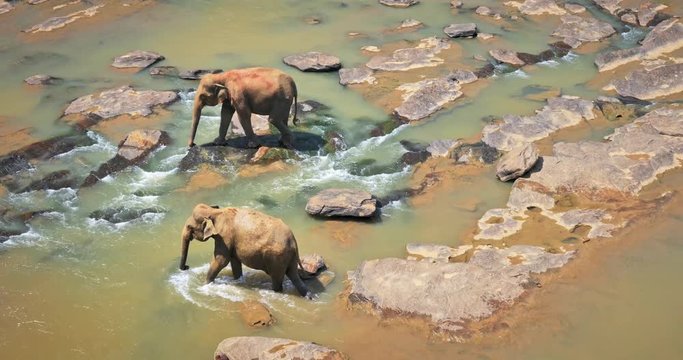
[179,204,312,298]
[188,67,298,149]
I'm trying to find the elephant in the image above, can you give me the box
[188,67,299,149]
[179,203,312,298]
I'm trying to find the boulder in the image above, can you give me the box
[24,74,60,85]
[111,50,164,69]
[229,113,271,136]
[638,1,668,27]
[482,96,596,151]
[400,150,431,165]
[23,5,104,33]
[338,67,377,85]
[450,0,463,8]
[522,85,561,101]
[593,0,622,15]
[489,49,525,66]
[379,0,419,7]
[346,245,574,339]
[620,12,638,26]
[300,253,327,274]
[283,52,341,72]
[565,3,585,13]
[366,37,450,71]
[81,129,171,187]
[0,1,13,15]
[448,69,477,84]
[394,76,463,121]
[551,14,615,48]
[443,23,477,38]
[426,139,460,157]
[496,143,540,182]
[397,18,423,29]
[595,19,683,72]
[178,146,251,172]
[0,133,95,178]
[475,6,494,16]
[504,0,566,15]
[148,66,179,77]
[178,68,222,80]
[239,301,274,327]
[63,86,179,127]
[606,63,683,100]
[305,188,378,218]
[18,170,77,193]
[214,337,345,360]
[451,141,500,164]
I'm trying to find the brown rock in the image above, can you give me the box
[214,337,345,360]
[283,52,341,72]
[239,301,274,327]
[23,5,103,33]
[489,49,525,66]
[305,188,378,218]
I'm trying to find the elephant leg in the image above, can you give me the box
[215,102,235,145]
[206,255,229,283]
[270,269,286,293]
[286,262,311,298]
[270,101,294,149]
[230,258,243,280]
[236,107,259,148]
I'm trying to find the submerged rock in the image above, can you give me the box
[148,66,179,77]
[283,52,342,72]
[394,76,463,121]
[24,74,60,86]
[406,243,471,262]
[239,301,274,328]
[443,23,478,38]
[214,337,345,360]
[305,188,378,218]
[496,143,539,182]
[593,0,622,15]
[0,1,13,15]
[178,68,222,80]
[89,206,165,224]
[451,141,500,164]
[249,146,297,164]
[18,170,77,193]
[366,37,450,71]
[23,5,103,33]
[638,1,668,27]
[426,139,460,157]
[397,18,423,29]
[379,0,419,7]
[111,50,164,69]
[551,14,615,48]
[82,129,170,187]
[0,133,95,178]
[338,67,376,85]
[300,253,327,275]
[606,63,683,100]
[489,49,525,66]
[505,0,566,15]
[346,245,574,339]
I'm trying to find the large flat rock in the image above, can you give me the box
[305,188,378,218]
[606,63,683,100]
[504,0,566,15]
[551,14,615,48]
[111,50,164,69]
[496,143,539,182]
[23,5,103,33]
[379,0,419,7]
[283,52,341,72]
[346,245,574,339]
[339,67,377,85]
[214,337,345,360]
[394,76,463,121]
[366,37,450,72]
[443,23,477,38]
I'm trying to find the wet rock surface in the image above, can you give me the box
[451,141,500,165]
[338,67,376,85]
[283,52,342,72]
[24,74,60,85]
[82,129,171,187]
[496,143,539,182]
[18,170,77,193]
[443,23,478,38]
[489,49,525,66]
[379,0,419,8]
[23,5,103,33]
[346,245,574,339]
[505,0,566,15]
[551,14,615,48]
[0,133,95,178]
[394,76,463,121]
[111,50,164,69]
[366,37,450,71]
[178,68,222,80]
[607,63,683,100]
[89,206,165,224]
[148,66,179,77]
[300,253,327,275]
[214,337,345,360]
[0,1,13,15]
[306,188,378,218]
[239,301,275,327]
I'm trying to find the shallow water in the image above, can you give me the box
[1,1,682,359]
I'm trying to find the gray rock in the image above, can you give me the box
[489,49,525,66]
[178,68,222,80]
[300,253,327,274]
[450,0,463,8]
[564,3,585,13]
[0,1,14,15]
[482,96,596,151]
[339,67,376,85]
[379,0,419,8]
[346,245,574,338]
[606,63,683,100]
[448,69,477,84]
[24,74,59,85]
[595,19,683,72]
[283,52,341,72]
[366,37,450,71]
[476,6,494,16]
[214,337,345,360]
[426,139,460,157]
[18,170,77,193]
[496,143,539,182]
[451,141,500,164]
[620,12,638,26]
[638,1,668,27]
[111,50,164,69]
[592,0,622,15]
[305,188,378,218]
[0,134,95,178]
[63,86,179,123]
[551,14,615,48]
[398,18,423,29]
[89,206,165,224]
[505,0,566,15]
[406,243,471,262]
[394,77,463,121]
[443,23,478,38]
[27,0,49,4]
[148,66,179,77]
[23,5,103,33]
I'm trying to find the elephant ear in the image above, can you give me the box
[202,217,218,240]
[215,84,228,103]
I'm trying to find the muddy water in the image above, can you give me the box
[1,1,681,359]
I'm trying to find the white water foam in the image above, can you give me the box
[538,59,560,68]
[54,131,117,159]
[1,227,43,248]
[506,69,530,79]
[561,52,578,63]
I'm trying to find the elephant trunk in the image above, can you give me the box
[180,228,192,270]
[188,101,203,147]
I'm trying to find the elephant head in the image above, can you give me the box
[188,75,229,147]
[179,203,221,270]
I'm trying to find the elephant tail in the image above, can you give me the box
[293,237,315,279]
[291,80,299,126]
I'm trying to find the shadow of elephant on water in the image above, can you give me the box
[206,131,325,152]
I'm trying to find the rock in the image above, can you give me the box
[339,67,376,85]
[401,150,431,165]
[489,49,525,66]
[283,52,342,72]
[81,129,171,187]
[426,139,460,157]
[361,45,381,52]
[366,37,450,72]
[448,70,477,84]
[504,0,566,15]
[551,14,615,48]
[406,243,472,262]
[27,0,49,4]
[18,170,77,193]
[478,33,494,41]
[522,85,561,101]
[250,146,297,164]
[63,86,179,127]
[0,134,95,178]
[593,0,622,15]
[496,143,540,182]
[89,206,164,224]
[474,63,495,78]
[239,301,274,327]
[0,1,13,15]
[111,50,164,69]
[178,68,222,80]
[596,98,637,121]
[178,146,251,172]
[304,16,322,25]
[564,3,585,13]
[229,113,271,136]
[394,76,463,121]
[305,188,378,218]
[300,253,327,274]
[323,131,347,153]
[214,337,345,360]
[595,19,683,72]
[620,12,638,26]
[482,96,597,151]
[177,165,228,192]
[450,0,463,8]
[606,63,683,100]
[346,246,574,339]
[638,1,668,27]
[24,74,60,86]
[443,23,478,38]
[451,141,500,164]
[149,66,179,77]
[23,5,104,33]
[379,0,419,8]
[398,18,423,29]
[475,6,494,16]
[297,100,329,114]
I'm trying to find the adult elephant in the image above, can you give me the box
[188,67,298,149]
[179,204,312,298]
